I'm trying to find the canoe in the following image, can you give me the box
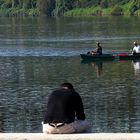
[80,53,140,61]
[80,54,114,60]
[118,54,140,60]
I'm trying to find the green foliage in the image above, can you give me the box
[28,8,40,16]
[100,0,108,8]
[1,0,12,8]
[111,5,122,16]
[135,0,140,7]
[0,0,140,17]
[0,7,40,16]
[64,7,102,17]
[119,0,130,5]
[134,9,140,16]
[102,7,112,15]
[64,0,140,17]
[53,0,65,16]
[129,4,137,15]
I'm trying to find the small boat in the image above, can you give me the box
[80,54,114,61]
[80,53,140,61]
[118,54,140,60]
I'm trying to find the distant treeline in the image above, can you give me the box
[0,0,140,17]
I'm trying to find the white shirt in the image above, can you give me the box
[133,45,140,53]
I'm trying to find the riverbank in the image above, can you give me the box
[0,133,140,140]
[0,1,140,17]
[0,8,40,16]
[64,2,140,17]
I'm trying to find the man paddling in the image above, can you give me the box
[87,42,102,55]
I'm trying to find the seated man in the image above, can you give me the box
[131,41,140,55]
[87,42,102,55]
[42,83,90,134]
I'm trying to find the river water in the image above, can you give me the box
[0,16,140,133]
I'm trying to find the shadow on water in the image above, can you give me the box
[81,58,140,77]
[81,60,104,77]
[132,60,140,76]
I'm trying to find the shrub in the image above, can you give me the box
[100,0,108,8]
[134,9,140,16]
[129,4,138,15]
[111,6,122,16]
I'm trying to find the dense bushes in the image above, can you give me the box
[111,6,122,16]
[0,0,140,16]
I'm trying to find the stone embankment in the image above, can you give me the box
[0,133,140,140]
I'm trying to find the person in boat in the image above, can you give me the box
[87,42,102,55]
[131,41,140,55]
[42,82,90,134]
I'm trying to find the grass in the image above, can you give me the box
[102,8,112,15]
[64,7,102,17]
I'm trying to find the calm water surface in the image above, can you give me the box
[0,16,140,132]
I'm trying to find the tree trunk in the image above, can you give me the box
[12,0,15,8]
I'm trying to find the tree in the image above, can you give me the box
[100,0,108,8]
[37,0,55,16]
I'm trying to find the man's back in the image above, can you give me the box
[44,88,85,124]
[42,83,90,134]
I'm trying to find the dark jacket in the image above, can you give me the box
[44,88,85,124]
[96,46,102,55]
